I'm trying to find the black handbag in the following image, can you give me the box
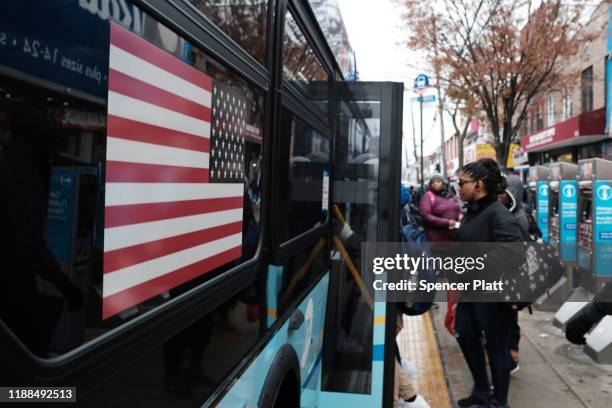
[499,241,564,309]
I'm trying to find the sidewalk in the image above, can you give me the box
[430,304,612,408]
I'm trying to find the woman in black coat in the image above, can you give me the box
[453,158,523,408]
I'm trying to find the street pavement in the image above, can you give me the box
[430,304,612,408]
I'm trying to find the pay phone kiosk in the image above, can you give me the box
[576,158,612,364]
[548,162,578,262]
[528,165,550,243]
[577,158,612,279]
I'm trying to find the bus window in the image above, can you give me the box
[323,97,382,394]
[277,107,330,243]
[0,1,264,357]
[185,0,268,65]
[307,0,357,80]
[282,11,329,118]
[78,282,263,404]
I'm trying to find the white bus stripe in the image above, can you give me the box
[104,208,243,252]
[107,137,209,169]
[103,233,242,297]
[105,183,243,206]
[110,45,212,107]
[108,91,210,138]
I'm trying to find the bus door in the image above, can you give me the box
[319,82,403,408]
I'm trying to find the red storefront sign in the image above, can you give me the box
[520,108,605,152]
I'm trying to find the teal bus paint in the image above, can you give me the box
[217,273,330,408]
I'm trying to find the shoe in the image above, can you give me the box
[510,359,520,375]
[510,350,519,375]
[396,395,431,408]
[458,393,489,407]
[487,398,510,408]
[400,357,417,378]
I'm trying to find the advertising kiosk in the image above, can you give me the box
[548,163,579,262]
[577,158,612,364]
[528,165,550,243]
[577,158,612,278]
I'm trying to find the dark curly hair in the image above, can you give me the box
[460,158,507,195]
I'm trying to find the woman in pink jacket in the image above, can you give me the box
[418,174,461,243]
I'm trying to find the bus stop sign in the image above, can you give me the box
[414,74,430,92]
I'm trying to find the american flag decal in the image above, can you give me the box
[210,83,246,182]
[102,23,244,319]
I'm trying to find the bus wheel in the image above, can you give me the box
[257,344,300,408]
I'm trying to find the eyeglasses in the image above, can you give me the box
[457,179,476,187]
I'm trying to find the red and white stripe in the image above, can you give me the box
[102,23,243,319]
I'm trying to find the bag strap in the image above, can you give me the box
[427,190,436,206]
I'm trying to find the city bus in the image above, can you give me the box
[0,1,404,406]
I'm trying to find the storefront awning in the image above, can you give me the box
[526,133,610,152]
[520,108,607,152]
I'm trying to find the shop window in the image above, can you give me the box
[185,0,268,65]
[602,139,612,161]
[561,92,573,121]
[578,144,599,161]
[0,1,264,357]
[536,105,544,131]
[546,93,556,127]
[581,66,593,113]
[605,56,608,108]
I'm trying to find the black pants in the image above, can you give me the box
[510,310,520,353]
[455,302,513,405]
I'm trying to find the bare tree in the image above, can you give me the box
[401,0,598,165]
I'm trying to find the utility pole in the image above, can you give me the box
[409,94,419,186]
[433,17,447,178]
[420,95,424,191]
[413,73,430,190]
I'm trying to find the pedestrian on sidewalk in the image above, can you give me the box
[498,174,529,375]
[394,315,431,408]
[419,174,461,322]
[453,158,524,408]
[418,174,461,243]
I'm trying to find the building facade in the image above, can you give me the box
[520,1,611,165]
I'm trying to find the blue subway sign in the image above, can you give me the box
[537,181,549,243]
[593,180,612,276]
[559,180,577,261]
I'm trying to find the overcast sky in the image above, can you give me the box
[335,0,602,164]
[337,0,446,160]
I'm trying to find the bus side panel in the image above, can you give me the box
[217,271,329,407]
[317,301,387,408]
